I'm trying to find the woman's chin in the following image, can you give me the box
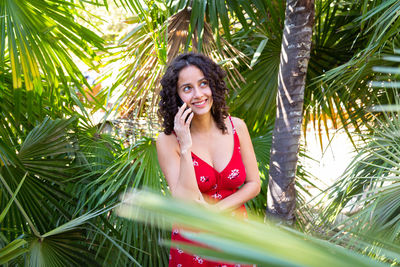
[191,101,213,116]
[192,108,212,116]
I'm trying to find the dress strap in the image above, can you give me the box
[228,116,236,132]
[171,131,180,144]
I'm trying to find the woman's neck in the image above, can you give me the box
[190,113,215,134]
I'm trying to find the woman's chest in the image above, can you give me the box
[191,132,234,173]
[191,139,246,194]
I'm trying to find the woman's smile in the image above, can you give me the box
[191,98,208,108]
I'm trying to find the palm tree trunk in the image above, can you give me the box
[266,0,315,224]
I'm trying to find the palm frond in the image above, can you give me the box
[114,5,247,119]
[0,239,28,265]
[0,117,79,236]
[310,0,400,144]
[317,73,400,262]
[118,191,389,267]
[0,0,105,105]
[70,136,170,266]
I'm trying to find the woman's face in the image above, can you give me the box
[176,65,213,116]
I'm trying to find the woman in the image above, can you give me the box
[157,53,260,266]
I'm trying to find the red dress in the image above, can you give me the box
[169,117,253,267]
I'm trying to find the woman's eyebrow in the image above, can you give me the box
[178,78,206,89]
[178,83,191,89]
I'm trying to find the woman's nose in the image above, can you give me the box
[193,86,203,97]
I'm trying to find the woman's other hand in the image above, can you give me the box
[195,196,213,209]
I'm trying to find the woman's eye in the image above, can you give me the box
[183,86,191,92]
[200,81,208,87]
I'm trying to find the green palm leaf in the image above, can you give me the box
[167,0,271,43]
[317,52,400,261]
[0,239,28,265]
[75,137,170,266]
[0,117,78,238]
[118,191,389,267]
[0,0,106,120]
[312,0,400,143]
[111,2,247,118]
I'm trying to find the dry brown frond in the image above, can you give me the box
[119,8,248,119]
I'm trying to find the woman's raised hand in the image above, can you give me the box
[174,103,194,154]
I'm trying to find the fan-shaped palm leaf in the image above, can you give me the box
[0,117,129,266]
[0,0,105,111]
[70,136,170,265]
[313,0,400,144]
[316,53,400,261]
[113,2,246,118]
[319,114,400,262]
[0,117,78,238]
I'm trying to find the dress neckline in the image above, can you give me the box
[191,116,236,174]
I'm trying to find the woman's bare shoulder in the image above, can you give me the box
[156,131,179,150]
[229,116,248,132]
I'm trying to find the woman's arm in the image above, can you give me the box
[156,104,204,202]
[214,117,261,211]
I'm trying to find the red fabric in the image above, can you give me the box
[169,117,253,267]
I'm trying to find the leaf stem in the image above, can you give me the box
[0,173,41,237]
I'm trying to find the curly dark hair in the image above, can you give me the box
[158,53,229,135]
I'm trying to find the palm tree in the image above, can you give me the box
[266,0,315,223]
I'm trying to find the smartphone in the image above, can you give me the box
[177,97,184,107]
[176,96,192,123]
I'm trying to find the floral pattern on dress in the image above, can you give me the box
[228,169,239,180]
[193,255,204,264]
[211,193,222,199]
[193,160,199,166]
[200,176,209,183]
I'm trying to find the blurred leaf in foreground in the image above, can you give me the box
[117,190,388,267]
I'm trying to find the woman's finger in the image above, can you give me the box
[185,111,194,126]
[180,107,192,122]
[175,102,187,118]
[174,103,188,125]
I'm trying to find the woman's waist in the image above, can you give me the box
[171,205,247,232]
[202,188,238,200]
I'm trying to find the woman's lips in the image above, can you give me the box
[192,99,208,108]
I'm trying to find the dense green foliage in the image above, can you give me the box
[1,0,400,266]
